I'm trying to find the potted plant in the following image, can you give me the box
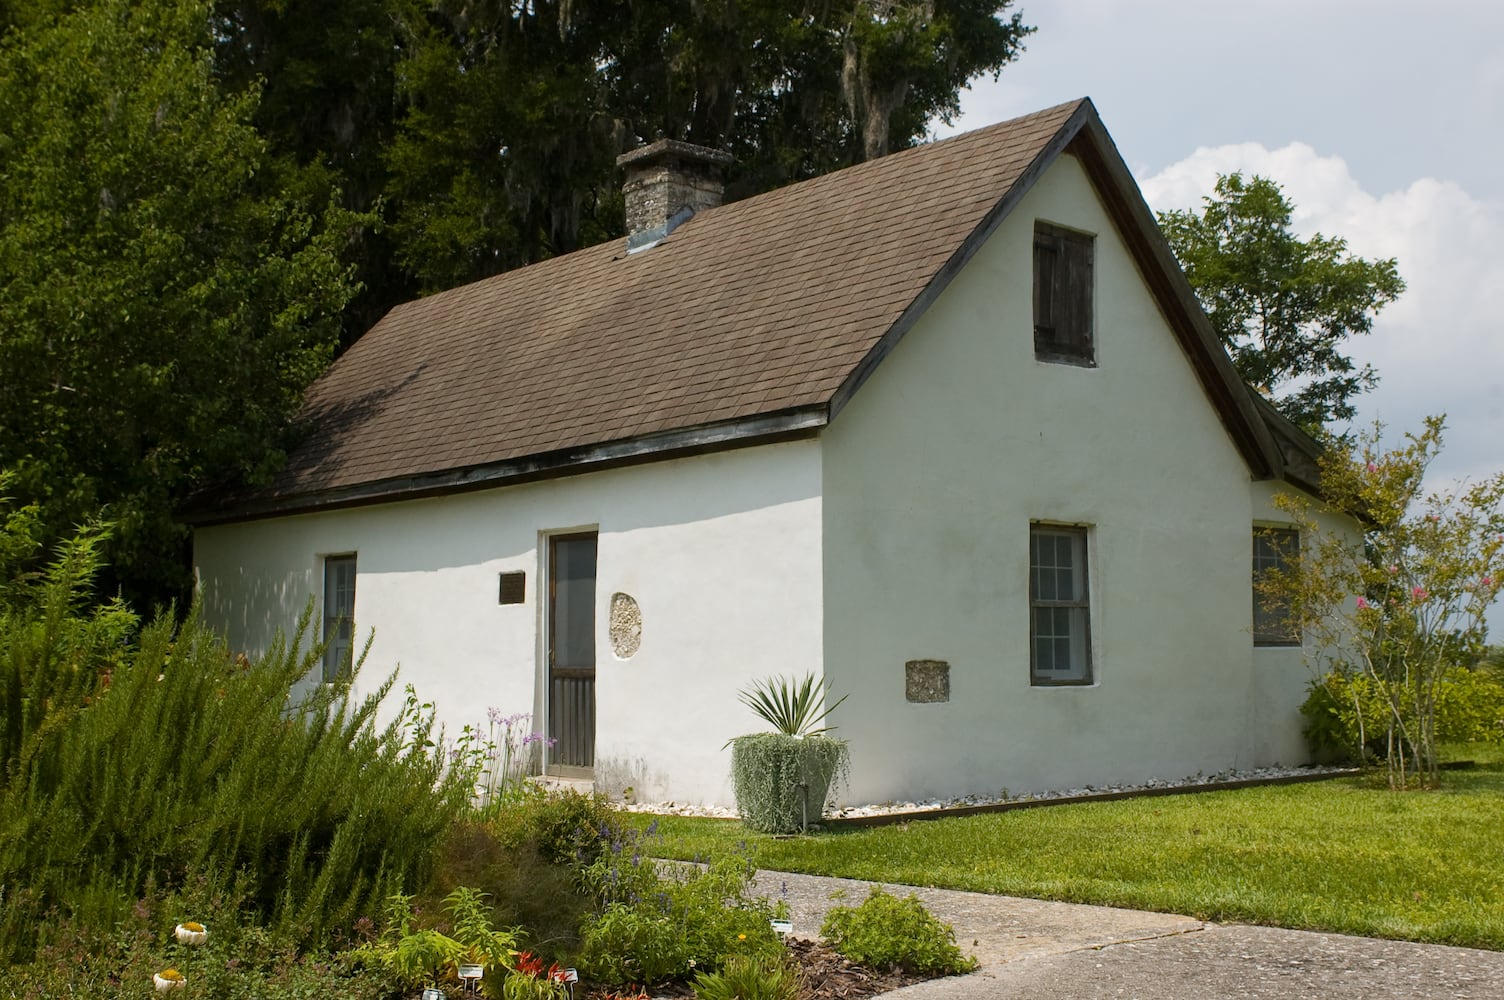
[727,674,849,834]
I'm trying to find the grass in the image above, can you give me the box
[630,743,1504,951]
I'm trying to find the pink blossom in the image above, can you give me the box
[1427,514,1440,523]
[1412,586,1429,601]
[1483,577,1494,588]
[1365,462,1377,473]
[1387,564,1399,574]
[1355,597,1370,609]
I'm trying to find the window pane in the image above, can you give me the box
[552,536,597,670]
[1030,526,1092,683]
[1253,528,1300,646]
[322,555,356,683]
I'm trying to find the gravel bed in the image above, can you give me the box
[617,764,1354,820]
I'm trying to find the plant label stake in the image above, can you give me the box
[770,919,794,936]
[422,990,444,1000]
[564,967,579,1000]
[459,964,484,993]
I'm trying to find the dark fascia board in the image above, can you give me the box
[184,407,827,527]
[830,98,1285,486]
[1246,389,1326,497]
[1062,115,1284,482]
[830,100,1094,421]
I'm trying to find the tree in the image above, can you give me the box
[1158,173,1405,431]
[0,0,363,606]
[1267,418,1504,788]
[382,0,1033,292]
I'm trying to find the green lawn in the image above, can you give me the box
[630,745,1504,950]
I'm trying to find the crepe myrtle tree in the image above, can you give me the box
[1265,416,1504,788]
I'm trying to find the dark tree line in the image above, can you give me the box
[0,0,1031,607]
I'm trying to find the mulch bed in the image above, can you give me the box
[578,938,935,1000]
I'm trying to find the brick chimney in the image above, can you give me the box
[616,139,733,252]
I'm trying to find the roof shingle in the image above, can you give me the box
[209,98,1220,518]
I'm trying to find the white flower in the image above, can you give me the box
[154,970,187,992]
[174,921,208,945]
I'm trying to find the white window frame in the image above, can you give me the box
[1029,524,1093,685]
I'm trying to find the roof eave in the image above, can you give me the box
[184,406,827,527]
[831,99,1287,486]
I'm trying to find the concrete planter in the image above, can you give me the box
[729,733,847,834]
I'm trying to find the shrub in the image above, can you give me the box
[0,883,399,1000]
[429,815,595,964]
[577,833,785,986]
[1303,667,1504,762]
[489,787,627,868]
[692,953,802,1000]
[819,887,977,976]
[0,525,470,961]
[352,888,520,988]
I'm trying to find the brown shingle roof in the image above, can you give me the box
[194,98,1287,523]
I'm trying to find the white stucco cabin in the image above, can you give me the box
[191,99,1354,807]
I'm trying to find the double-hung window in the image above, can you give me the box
[1253,529,1300,646]
[322,554,357,682]
[1030,525,1092,684]
[1033,221,1095,365]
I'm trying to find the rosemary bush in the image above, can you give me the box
[0,525,470,961]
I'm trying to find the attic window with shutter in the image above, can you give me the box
[1033,221,1095,365]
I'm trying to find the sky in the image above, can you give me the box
[937,0,1504,488]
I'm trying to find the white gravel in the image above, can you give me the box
[615,764,1354,820]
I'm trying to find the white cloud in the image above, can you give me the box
[1140,145,1504,486]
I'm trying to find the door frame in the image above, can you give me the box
[540,527,598,778]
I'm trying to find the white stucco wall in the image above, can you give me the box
[195,439,824,806]
[821,152,1310,803]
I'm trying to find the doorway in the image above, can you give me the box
[547,532,597,773]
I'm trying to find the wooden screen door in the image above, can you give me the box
[547,532,597,771]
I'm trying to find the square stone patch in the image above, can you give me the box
[905,659,950,703]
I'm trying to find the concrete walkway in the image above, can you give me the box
[752,869,1504,1000]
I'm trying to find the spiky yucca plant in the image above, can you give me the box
[736,673,847,737]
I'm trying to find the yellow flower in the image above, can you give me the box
[737,933,747,941]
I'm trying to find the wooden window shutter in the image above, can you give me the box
[1033,222,1094,364]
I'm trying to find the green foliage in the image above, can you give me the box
[820,887,976,976]
[496,950,574,1000]
[1158,173,1404,429]
[429,814,595,965]
[577,838,785,987]
[1269,417,1504,787]
[729,733,850,834]
[737,673,849,737]
[352,888,519,987]
[488,787,627,869]
[0,0,363,606]
[381,1,1032,293]
[0,874,400,999]
[1304,668,1504,761]
[692,952,803,1000]
[0,528,468,961]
